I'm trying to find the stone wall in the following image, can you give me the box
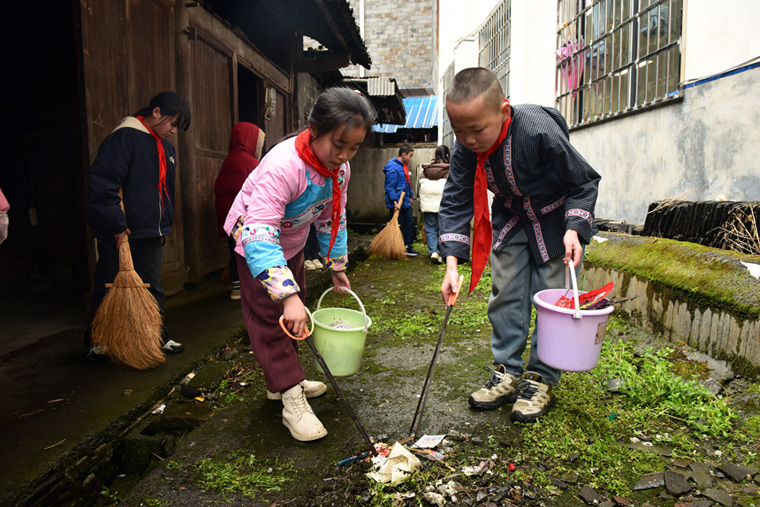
[344,0,437,90]
[582,264,760,369]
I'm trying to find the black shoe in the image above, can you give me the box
[162,339,184,354]
[406,248,420,257]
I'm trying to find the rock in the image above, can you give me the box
[560,471,579,484]
[549,476,567,489]
[633,472,665,490]
[665,470,692,496]
[599,502,615,507]
[611,495,633,506]
[717,464,759,482]
[578,485,605,505]
[672,458,691,468]
[689,462,711,474]
[689,469,714,490]
[702,487,734,507]
[569,452,580,462]
[686,501,713,507]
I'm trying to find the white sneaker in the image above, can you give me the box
[312,258,324,269]
[281,384,328,441]
[230,281,241,300]
[304,260,317,271]
[162,339,184,354]
[430,252,443,264]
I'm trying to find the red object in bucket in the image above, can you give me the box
[555,281,613,309]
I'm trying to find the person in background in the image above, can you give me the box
[383,144,419,256]
[419,145,450,264]
[303,223,324,270]
[0,186,9,245]
[224,87,376,442]
[215,122,265,300]
[86,91,191,360]
[439,67,600,423]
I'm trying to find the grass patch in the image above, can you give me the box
[194,451,294,500]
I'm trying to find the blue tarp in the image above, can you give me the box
[373,95,438,133]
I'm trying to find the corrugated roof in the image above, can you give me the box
[373,95,438,133]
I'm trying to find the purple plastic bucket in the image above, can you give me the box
[533,288,615,372]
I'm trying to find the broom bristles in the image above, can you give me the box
[91,241,165,370]
[367,209,407,260]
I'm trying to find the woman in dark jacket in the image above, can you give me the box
[214,122,265,299]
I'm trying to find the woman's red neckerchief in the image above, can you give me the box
[469,100,511,294]
[136,116,169,210]
[294,129,341,259]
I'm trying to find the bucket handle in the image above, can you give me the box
[565,259,582,320]
[316,286,370,332]
[278,307,315,340]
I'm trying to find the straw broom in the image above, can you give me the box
[90,235,165,370]
[367,191,407,260]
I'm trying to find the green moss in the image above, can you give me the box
[586,232,760,319]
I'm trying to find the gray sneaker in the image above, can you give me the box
[468,364,521,409]
[511,372,556,423]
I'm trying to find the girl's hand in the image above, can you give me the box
[115,229,131,249]
[331,271,351,293]
[441,256,460,304]
[282,295,309,337]
[563,229,582,267]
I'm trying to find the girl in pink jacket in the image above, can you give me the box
[224,88,376,442]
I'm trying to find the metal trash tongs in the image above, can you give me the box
[280,307,378,456]
[409,274,464,439]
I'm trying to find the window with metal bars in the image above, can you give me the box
[479,0,511,97]
[556,0,683,128]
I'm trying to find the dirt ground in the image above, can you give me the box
[110,246,760,507]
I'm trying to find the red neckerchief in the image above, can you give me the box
[294,129,341,259]
[400,158,412,188]
[136,116,168,210]
[469,100,511,294]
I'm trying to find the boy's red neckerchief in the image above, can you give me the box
[470,100,511,294]
[136,116,169,210]
[401,158,412,188]
[294,129,341,259]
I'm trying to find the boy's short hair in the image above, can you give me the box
[446,67,504,113]
[398,144,414,157]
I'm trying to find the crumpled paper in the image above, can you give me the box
[367,442,421,484]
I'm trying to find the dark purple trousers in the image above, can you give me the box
[237,250,307,394]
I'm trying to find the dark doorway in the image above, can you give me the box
[237,65,264,143]
[0,1,87,290]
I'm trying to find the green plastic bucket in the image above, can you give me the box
[311,287,371,377]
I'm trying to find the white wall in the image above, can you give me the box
[509,0,556,106]
[683,0,760,81]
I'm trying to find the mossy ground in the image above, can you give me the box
[116,239,760,507]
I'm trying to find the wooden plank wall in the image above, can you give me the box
[80,0,294,294]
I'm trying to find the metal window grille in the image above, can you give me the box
[479,0,511,97]
[556,0,682,128]
[441,62,456,149]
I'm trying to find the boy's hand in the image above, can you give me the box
[282,295,309,337]
[563,229,582,267]
[441,256,460,304]
[330,271,351,293]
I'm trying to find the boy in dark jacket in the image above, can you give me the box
[85,92,191,360]
[382,144,418,256]
[439,68,600,422]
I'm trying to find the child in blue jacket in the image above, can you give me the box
[382,144,419,256]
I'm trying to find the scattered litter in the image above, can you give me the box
[591,235,608,243]
[151,403,166,416]
[179,372,196,385]
[422,491,446,506]
[463,459,492,476]
[413,434,446,449]
[47,398,65,404]
[741,262,760,280]
[44,439,66,450]
[367,442,421,484]
[194,396,205,403]
[328,318,352,329]
[555,282,613,309]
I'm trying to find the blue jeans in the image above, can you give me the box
[487,228,583,386]
[423,212,439,255]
